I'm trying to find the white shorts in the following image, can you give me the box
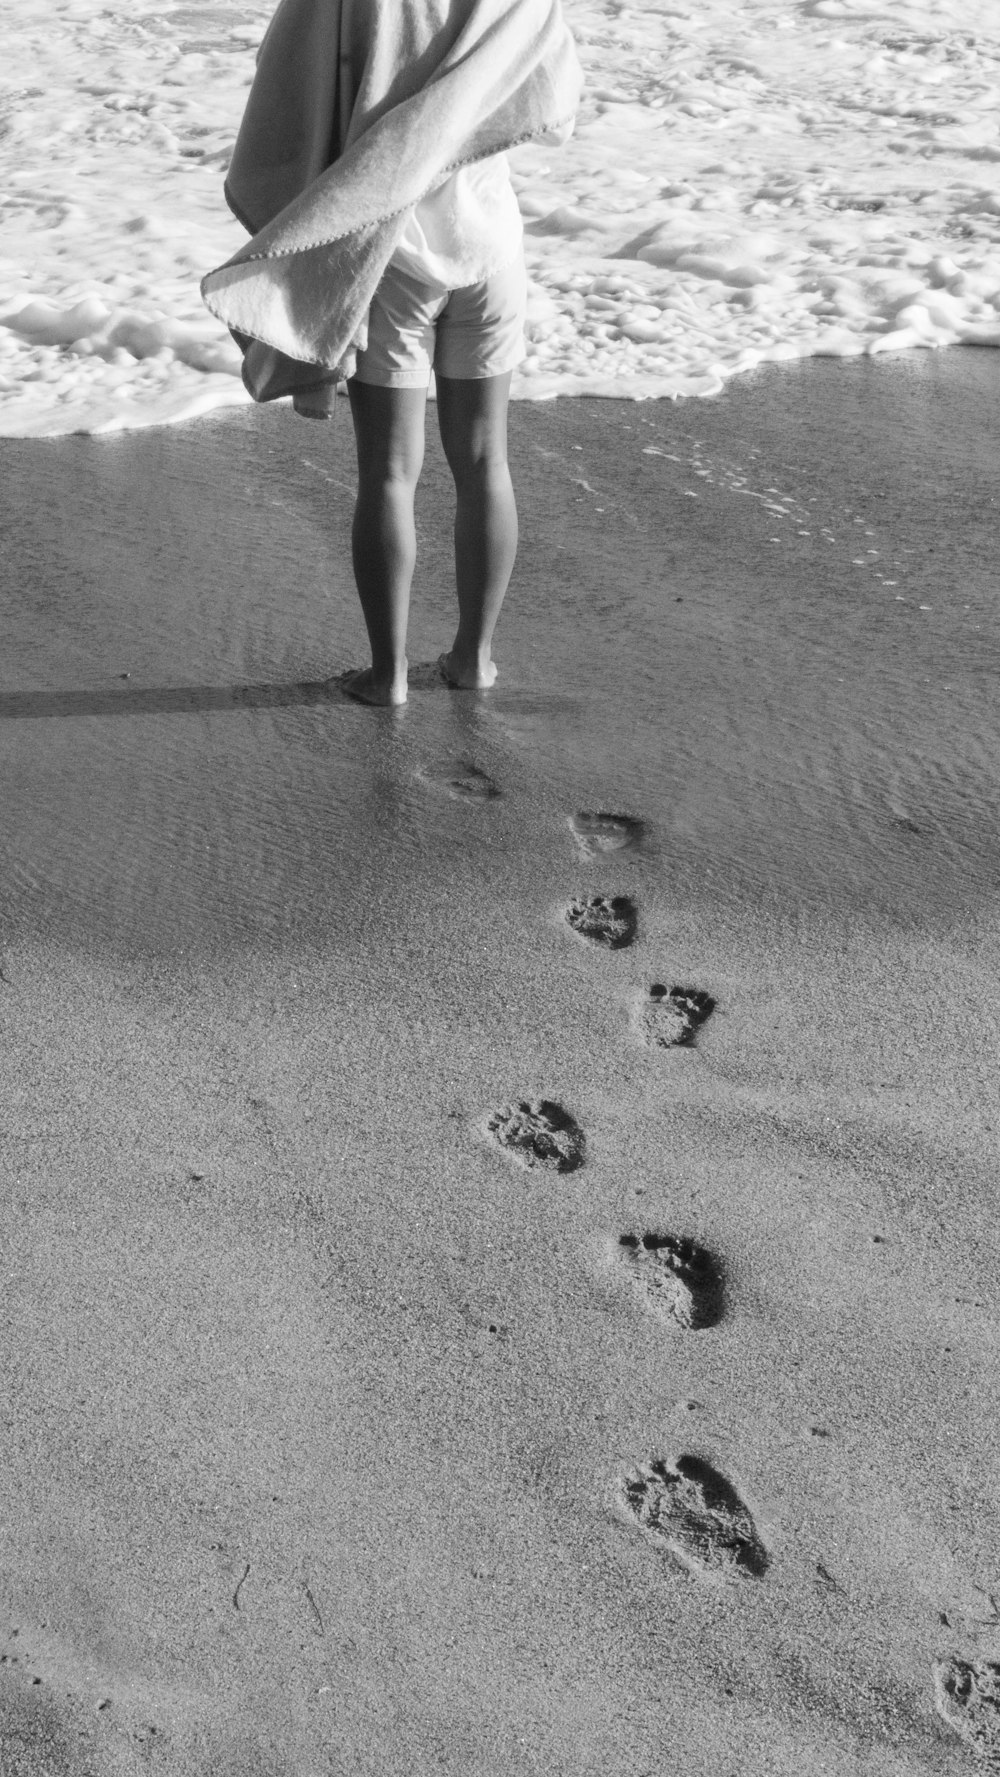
[352,251,527,388]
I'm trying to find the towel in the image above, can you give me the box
[201,0,582,404]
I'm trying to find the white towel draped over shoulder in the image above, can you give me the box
[200,0,582,403]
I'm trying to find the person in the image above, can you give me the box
[340,163,528,705]
[202,0,581,705]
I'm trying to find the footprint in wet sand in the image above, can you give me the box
[418,759,500,801]
[566,894,637,950]
[569,811,645,857]
[618,1233,723,1329]
[640,983,715,1048]
[616,1454,767,1581]
[487,1099,585,1173]
[935,1657,1000,1766]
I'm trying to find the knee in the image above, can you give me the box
[450,452,512,498]
[356,452,423,496]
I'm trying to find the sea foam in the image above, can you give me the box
[2,0,999,434]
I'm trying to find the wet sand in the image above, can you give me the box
[1,351,999,1776]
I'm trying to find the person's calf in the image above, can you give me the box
[349,473,418,697]
[447,460,517,679]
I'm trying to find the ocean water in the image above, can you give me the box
[2,0,999,434]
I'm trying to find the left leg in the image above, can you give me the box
[344,379,427,706]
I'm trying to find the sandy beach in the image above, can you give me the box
[2,350,1000,1776]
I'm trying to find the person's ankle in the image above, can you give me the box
[378,659,409,703]
[342,656,408,705]
[441,643,497,689]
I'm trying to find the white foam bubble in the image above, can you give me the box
[2,0,999,434]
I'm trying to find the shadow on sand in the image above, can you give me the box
[0,680,349,720]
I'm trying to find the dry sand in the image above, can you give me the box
[1,350,999,1776]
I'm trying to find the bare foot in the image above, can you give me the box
[439,650,498,690]
[339,666,408,706]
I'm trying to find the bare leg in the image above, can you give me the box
[344,380,427,705]
[436,371,517,689]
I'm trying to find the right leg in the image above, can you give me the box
[345,379,427,705]
[435,371,517,689]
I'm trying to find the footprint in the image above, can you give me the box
[566,894,637,949]
[569,811,645,856]
[486,1100,585,1174]
[419,759,500,801]
[616,1454,767,1581]
[934,1657,1000,1767]
[640,983,715,1047]
[618,1233,723,1329]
